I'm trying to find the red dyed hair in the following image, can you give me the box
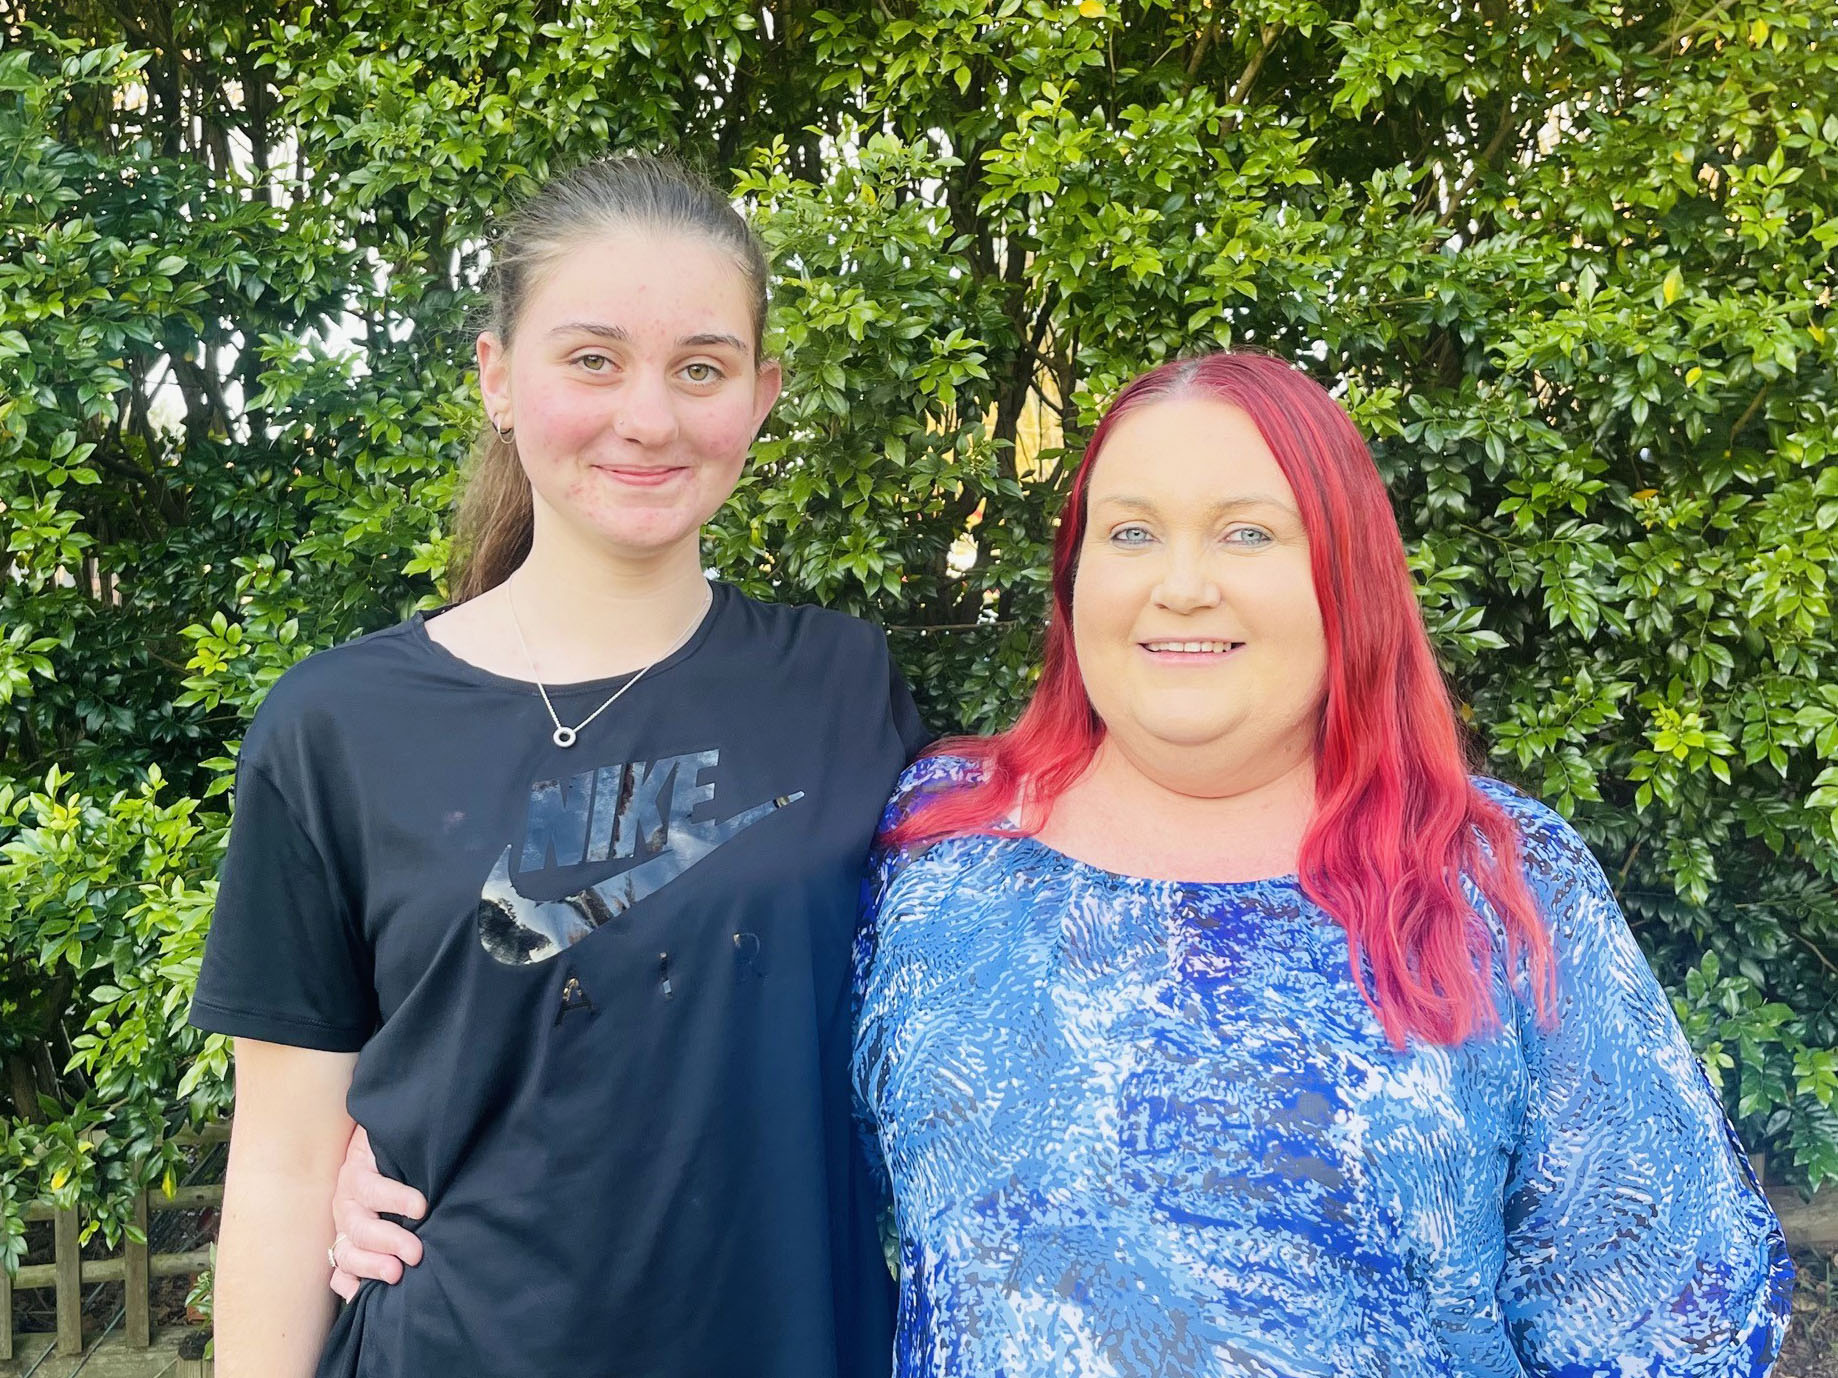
[890,351,1555,1048]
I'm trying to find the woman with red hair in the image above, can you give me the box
[855,351,1790,1375]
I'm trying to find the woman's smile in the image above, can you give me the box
[1139,638,1246,662]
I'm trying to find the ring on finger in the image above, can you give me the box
[327,1232,351,1271]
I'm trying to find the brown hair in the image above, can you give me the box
[448,154,771,600]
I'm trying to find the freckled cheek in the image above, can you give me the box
[682,405,762,466]
[516,377,610,454]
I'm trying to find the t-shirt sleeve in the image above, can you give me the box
[191,754,378,1052]
[1496,793,1793,1375]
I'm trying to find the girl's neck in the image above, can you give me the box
[504,535,712,683]
[425,512,714,685]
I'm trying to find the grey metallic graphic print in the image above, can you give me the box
[478,749,805,966]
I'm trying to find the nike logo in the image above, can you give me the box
[477,791,806,966]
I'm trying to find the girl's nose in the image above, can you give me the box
[612,371,680,447]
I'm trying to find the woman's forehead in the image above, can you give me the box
[1088,398,1293,504]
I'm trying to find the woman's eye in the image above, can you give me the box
[1223,526,1273,547]
[576,353,611,372]
[682,362,723,384]
[1109,525,1153,547]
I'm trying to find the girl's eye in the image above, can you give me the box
[681,362,723,384]
[1109,525,1154,547]
[576,353,611,372]
[1224,526,1273,547]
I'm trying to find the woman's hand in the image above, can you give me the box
[328,1124,427,1301]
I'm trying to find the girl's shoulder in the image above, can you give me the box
[239,617,429,758]
[717,585,886,654]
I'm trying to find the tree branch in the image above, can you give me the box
[1184,13,1221,84]
[1794,929,1838,979]
[1614,836,1644,899]
[885,620,1022,634]
[168,349,231,439]
[1728,384,1771,449]
[1227,24,1282,108]
[1435,95,1523,231]
[1649,0,1738,56]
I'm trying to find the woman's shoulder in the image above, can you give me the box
[1467,775,1630,971]
[866,750,991,859]
[887,749,987,810]
[1468,774,1600,880]
[862,752,995,931]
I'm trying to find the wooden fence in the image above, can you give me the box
[1765,1180,1838,1252]
[3,1123,225,1366]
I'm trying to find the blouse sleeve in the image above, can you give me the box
[850,754,981,1266]
[850,770,919,1270]
[1498,795,1793,1376]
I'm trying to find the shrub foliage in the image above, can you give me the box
[2,0,1835,1257]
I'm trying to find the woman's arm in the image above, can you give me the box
[1498,797,1792,1375]
[327,1124,426,1300]
[214,1038,358,1378]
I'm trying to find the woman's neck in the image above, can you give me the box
[1034,740,1316,883]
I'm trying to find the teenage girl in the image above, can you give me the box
[193,155,924,1378]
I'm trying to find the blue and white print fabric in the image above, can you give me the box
[851,756,1793,1378]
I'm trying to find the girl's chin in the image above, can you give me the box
[584,520,705,555]
[534,470,741,555]
[540,497,702,553]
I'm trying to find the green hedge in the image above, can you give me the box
[3,0,1835,1258]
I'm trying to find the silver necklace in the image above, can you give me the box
[506,578,711,749]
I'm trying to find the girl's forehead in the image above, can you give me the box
[522,230,754,327]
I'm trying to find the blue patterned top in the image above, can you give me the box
[852,757,1793,1378]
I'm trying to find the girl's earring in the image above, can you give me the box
[492,418,514,442]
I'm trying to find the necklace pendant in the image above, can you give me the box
[509,578,713,754]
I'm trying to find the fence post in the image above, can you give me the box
[125,1189,152,1346]
[1,1251,13,1361]
[54,1206,82,1356]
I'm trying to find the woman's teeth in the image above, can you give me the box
[1145,641,1239,653]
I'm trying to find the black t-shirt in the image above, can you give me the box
[192,583,927,1378]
